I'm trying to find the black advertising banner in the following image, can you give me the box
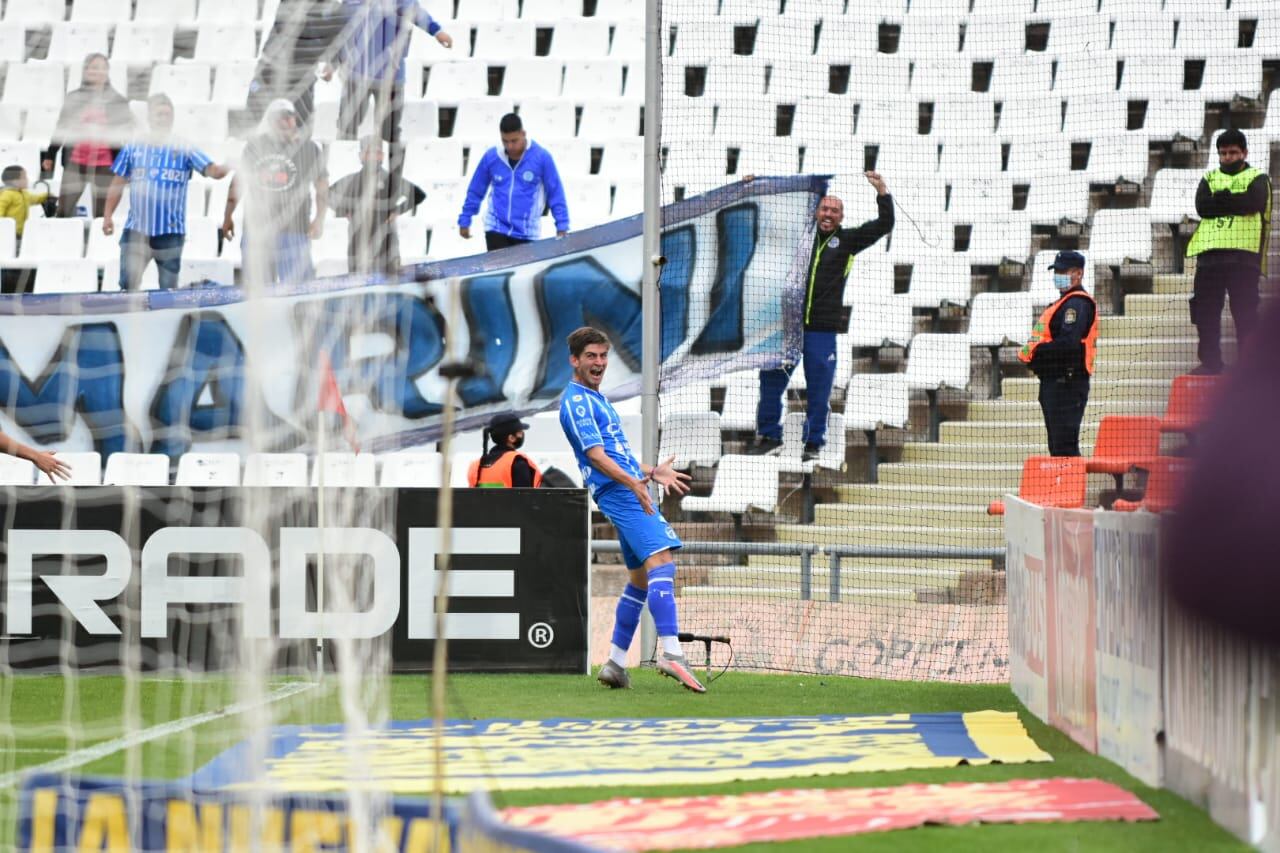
[0,486,590,674]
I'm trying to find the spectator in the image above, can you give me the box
[223,99,328,287]
[102,95,229,291]
[328,136,424,274]
[467,413,543,488]
[331,0,452,182]
[1185,129,1272,375]
[748,174,893,460]
[43,53,134,218]
[458,113,570,251]
[0,166,49,240]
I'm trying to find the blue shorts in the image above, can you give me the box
[596,486,683,570]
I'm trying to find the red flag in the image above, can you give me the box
[318,353,360,453]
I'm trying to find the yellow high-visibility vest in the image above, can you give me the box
[1186,166,1272,269]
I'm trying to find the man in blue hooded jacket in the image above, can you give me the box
[458,113,570,251]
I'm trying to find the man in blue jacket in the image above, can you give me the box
[458,113,570,251]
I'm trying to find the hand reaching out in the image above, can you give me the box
[648,455,691,497]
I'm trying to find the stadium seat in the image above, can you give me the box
[998,102,1064,145]
[597,138,643,182]
[175,104,228,144]
[405,139,465,181]
[1022,175,1091,226]
[931,95,999,138]
[243,453,308,487]
[194,24,258,62]
[136,0,197,23]
[812,17,879,59]
[311,452,377,487]
[56,452,103,485]
[1086,414,1162,492]
[500,58,563,98]
[472,21,536,60]
[3,0,65,24]
[1062,96,1128,139]
[1054,57,1118,100]
[987,456,1087,516]
[1197,55,1263,102]
[150,63,213,104]
[898,15,964,58]
[1076,132,1149,185]
[33,259,98,294]
[1111,14,1177,53]
[1112,456,1189,513]
[1160,373,1220,435]
[378,451,444,487]
[103,453,170,486]
[578,99,641,141]
[1142,95,1206,142]
[397,215,430,263]
[527,451,582,487]
[0,141,43,184]
[963,14,1025,55]
[457,0,520,20]
[968,292,1034,348]
[780,411,845,473]
[70,0,131,22]
[904,254,972,309]
[4,62,66,110]
[179,258,235,288]
[703,57,769,100]
[452,97,514,138]
[0,217,15,259]
[659,411,722,469]
[111,23,176,66]
[680,454,781,514]
[175,453,241,486]
[988,55,1056,96]
[0,23,23,63]
[211,61,256,107]
[718,372,761,432]
[518,98,576,139]
[522,0,582,21]
[843,371,911,483]
[425,62,488,100]
[21,218,85,261]
[1148,168,1203,225]
[0,452,37,485]
[905,333,971,392]
[847,294,913,350]
[196,0,259,24]
[1087,208,1152,266]
[1117,55,1183,98]
[562,59,624,98]
[563,178,613,227]
[47,23,110,64]
[548,18,611,59]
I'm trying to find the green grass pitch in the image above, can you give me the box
[0,669,1249,852]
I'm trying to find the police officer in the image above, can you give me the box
[1019,250,1098,457]
[1186,129,1272,375]
[467,413,543,488]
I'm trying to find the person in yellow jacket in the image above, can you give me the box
[0,166,49,239]
[467,412,542,488]
[1019,251,1098,457]
[1186,129,1272,375]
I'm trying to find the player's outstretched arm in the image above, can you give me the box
[641,455,691,497]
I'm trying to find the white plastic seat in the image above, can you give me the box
[451,97,514,138]
[813,17,879,59]
[947,177,1012,223]
[967,292,1034,347]
[898,15,963,58]
[196,0,258,23]
[179,258,235,288]
[911,58,973,99]
[425,62,488,100]
[844,373,910,431]
[311,452,377,487]
[312,218,350,265]
[659,384,710,417]
[55,451,102,485]
[659,411,722,469]
[4,62,65,110]
[4,0,65,24]
[718,371,761,432]
[1054,57,1118,100]
[1111,15,1176,54]
[194,24,258,62]
[1142,94,1206,141]
[0,217,15,259]
[962,14,1024,56]
[885,217,948,264]
[1087,209,1152,266]
[1148,168,1204,225]
[501,58,562,98]
[905,254,972,309]
[562,59,624,98]
[578,99,640,139]
[964,218,1032,266]
[1004,137,1072,182]
[175,452,241,486]
[428,221,482,260]
[405,138,465,181]
[847,294,913,349]
[472,21,536,60]
[1028,249,1095,306]
[998,99,1062,142]
[1118,55,1185,98]
[735,141,799,177]
[521,0,582,22]
[1022,175,1091,225]
[0,142,38,184]
[34,259,98,294]
[931,95,998,138]
[135,0,197,23]
[397,215,430,263]
[150,63,212,104]
[112,23,176,65]
[1077,132,1149,185]
[47,23,110,64]
[597,138,643,182]
[904,333,971,391]
[457,0,520,20]
[174,103,228,142]
[563,178,612,227]
[779,412,845,473]
[1062,96,1128,139]
[20,218,84,261]
[681,455,780,514]
[378,451,444,487]
[517,98,575,139]
[0,454,36,485]
[530,451,583,487]
[1197,55,1263,102]
[1041,14,1111,54]
[103,453,170,486]
[71,0,131,22]
[211,61,256,107]
[988,55,1056,97]
[548,18,611,59]
[243,453,308,487]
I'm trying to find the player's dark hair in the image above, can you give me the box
[567,327,609,358]
[499,113,523,134]
[1,165,23,186]
[1217,129,1247,151]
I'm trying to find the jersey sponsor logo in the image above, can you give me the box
[572,394,583,401]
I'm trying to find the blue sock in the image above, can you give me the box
[646,563,679,637]
[611,583,646,650]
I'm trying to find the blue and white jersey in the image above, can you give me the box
[559,381,642,497]
[112,143,212,237]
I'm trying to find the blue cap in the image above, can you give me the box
[1047,250,1086,271]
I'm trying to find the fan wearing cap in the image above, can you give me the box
[467,413,543,488]
[1018,250,1098,457]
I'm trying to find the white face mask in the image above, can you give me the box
[1053,273,1072,291]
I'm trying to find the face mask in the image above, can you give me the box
[1053,274,1071,291]
[511,435,524,450]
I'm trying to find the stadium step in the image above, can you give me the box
[814,502,1000,528]
[938,420,1101,446]
[1152,272,1194,295]
[1092,360,1195,382]
[682,584,922,604]
[775,523,1004,549]
[875,462,1023,489]
[899,441,1052,464]
[1097,336,1226,362]
[965,398,1165,422]
[1126,294,1194,317]
[1000,377,1174,404]
[1098,315,1202,338]
[834,481,1018,506]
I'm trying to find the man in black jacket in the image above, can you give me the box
[329,136,425,274]
[748,171,894,460]
[1185,129,1272,375]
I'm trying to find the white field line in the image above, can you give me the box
[0,681,316,789]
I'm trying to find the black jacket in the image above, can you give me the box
[1030,290,1095,379]
[1194,163,1272,271]
[44,86,134,170]
[803,193,894,332]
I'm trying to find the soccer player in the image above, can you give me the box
[559,327,704,693]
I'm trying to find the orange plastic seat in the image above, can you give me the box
[988,456,1088,515]
[1086,415,1162,489]
[1160,374,1220,435]
[1113,456,1190,513]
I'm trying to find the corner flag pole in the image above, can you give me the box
[640,0,662,661]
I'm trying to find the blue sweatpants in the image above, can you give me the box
[756,330,837,446]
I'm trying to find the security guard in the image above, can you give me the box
[1186,129,1272,375]
[467,413,543,488]
[1019,250,1098,457]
